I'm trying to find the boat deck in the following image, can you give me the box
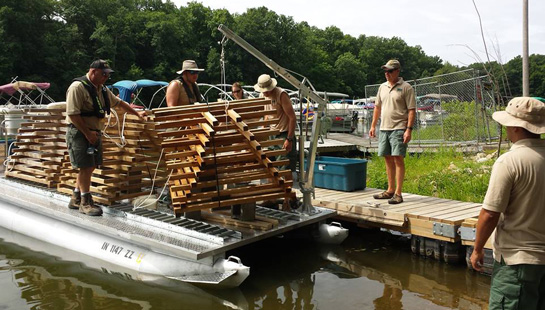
[311,187,490,248]
[0,177,336,261]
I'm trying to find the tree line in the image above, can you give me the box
[1,0,543,102]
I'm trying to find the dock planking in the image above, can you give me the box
[312,187,490,247]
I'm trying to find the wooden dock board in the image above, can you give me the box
[312,187,487,245]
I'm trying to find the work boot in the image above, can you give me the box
[68,191,81,210]
[79,193,103,216]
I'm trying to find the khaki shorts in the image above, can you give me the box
[378,129,407,157]
[66,126,102,168]
[489,258,545,310]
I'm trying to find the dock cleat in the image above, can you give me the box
[79,194,103,216]
[68,191,81,210]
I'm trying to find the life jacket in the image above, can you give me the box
[73,75,110,118]
[176,76,202,104]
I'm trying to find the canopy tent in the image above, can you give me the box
[0,81,54,106]
[112,79,168,104]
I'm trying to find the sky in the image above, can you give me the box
[174,0,545,66]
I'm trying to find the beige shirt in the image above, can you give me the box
[483,138,545,265]
[262,87,290,133]
[375,77,416,130]
[65,75,121,130]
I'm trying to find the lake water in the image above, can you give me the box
[0,226,490,310]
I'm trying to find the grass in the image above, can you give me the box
[365,148,494,203]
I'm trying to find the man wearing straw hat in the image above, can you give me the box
[470,97,545,310]
[166,60,204,107]
[254,74,297,172]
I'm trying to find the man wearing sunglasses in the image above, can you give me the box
[369,59,416,205]
[166,60,204,107]
[66,59,146,216]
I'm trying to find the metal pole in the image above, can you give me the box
[522,0,530,96]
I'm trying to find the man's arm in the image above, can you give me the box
[470,208,500,271]
[166,81,180,107]
[280,92,296,151]
[117,100,146,118]
[68,114,99,145]
[369,105,381,138]
[403,109,416,143]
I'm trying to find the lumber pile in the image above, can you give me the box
[4,107,67,187]
[152,98,295,217]
[57,109,166,205]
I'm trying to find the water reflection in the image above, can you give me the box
[0,227,244,310]
[227,227,490,310]
[0,225,491,310]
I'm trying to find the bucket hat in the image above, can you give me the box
[492,97,545,134]
[176,60,205,74]
[254,74,277,92]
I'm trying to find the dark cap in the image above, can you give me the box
[90,59,114,73]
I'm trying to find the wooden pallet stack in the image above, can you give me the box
[57,110,166,205]
[152,98,295,217]
[4,107,67,187]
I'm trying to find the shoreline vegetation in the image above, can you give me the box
[366,148,497,203]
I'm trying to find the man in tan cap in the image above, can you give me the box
[254,74,297,171]
[166,60,204,107]
[370,59,416,204]
[470,97,545,309]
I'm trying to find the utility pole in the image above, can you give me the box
[522,0,529,96]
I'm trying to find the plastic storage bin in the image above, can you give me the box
[309,156,367,191]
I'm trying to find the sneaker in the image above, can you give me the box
[373,191,394,200]
[68,191,81,210]
[388,194,403,205]
[79,194,103,216]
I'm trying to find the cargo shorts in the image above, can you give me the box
[489,258,545,310]
[66,126,102,168]
[378,129,407,157]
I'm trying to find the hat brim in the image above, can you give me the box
[103,68,114,73]
[254,78,277,92]
[381,65,398,70]
[176,68,205,74]
[492,111,545,134]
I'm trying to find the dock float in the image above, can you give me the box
[311,187,492,263]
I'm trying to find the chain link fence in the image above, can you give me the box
[358,69,500,144]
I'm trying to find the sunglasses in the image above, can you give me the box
[188,70,200,75]
[385,69,398,74]
[232,89,242,93]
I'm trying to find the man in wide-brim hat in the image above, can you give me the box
[471,97,545,309]
[253,74,296,170]
[166,60,204,107]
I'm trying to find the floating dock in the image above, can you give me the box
[310,187,492,262]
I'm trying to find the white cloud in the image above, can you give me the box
[174,0,545,65]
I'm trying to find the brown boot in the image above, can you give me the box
[68,191,81,210]
[79,193,103,216]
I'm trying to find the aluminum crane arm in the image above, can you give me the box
[217,24,323,213]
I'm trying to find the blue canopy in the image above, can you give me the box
[112,79,167,102]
